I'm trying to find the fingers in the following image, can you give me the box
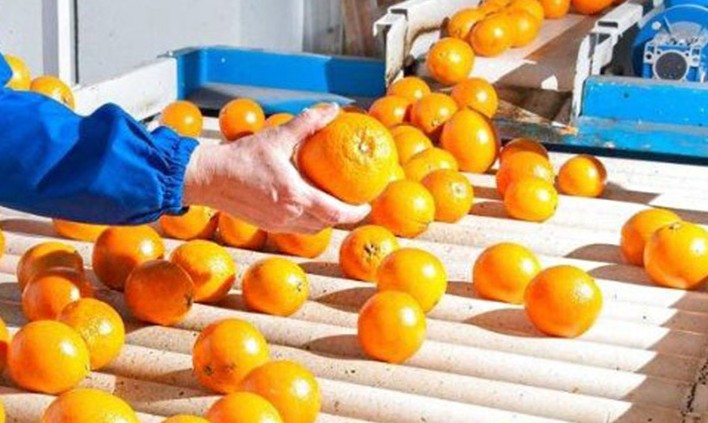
[303,185,371,226]
[281,103,339,144]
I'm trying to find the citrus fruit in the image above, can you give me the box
[170,240,237,303]
[242,258,309,316]
[572,0,613,14]
[339,225,400,282]
[162,416,211,423]
[440,108,499,173]
[496,150,555,196]
[403,147,459,182]
[30,76,75,109]
[40,388,139,423]
[370,180,435,238]
[0,317,8,372]
[447,8,486,39]
[270,228,333,259]
[508,0,545,20]
[504,177,558,222]
[206,392,283,423]
[386,76,431,103]
[557,155,607,198]
[219,98,265,141]
[17,242,84,291]
[644,222,708,290]
[160,101,203,137]
[409,93,459,141]
[499,138,548,164]
[3,54,31,90]
[505,9,542,47]
[264,113,295,128]
[469,14,515,57]
[450,77,499,118]
[376,248,447,313]
[427,37,475,85]
[390,125,433,164]
[217,213,267,250]
[368,95,411,128]
[0,399,4,423]
[473,242,541,304]
[388,165,406,183]
[22,268,94,321]
[52,219,107,242]
[159,205,218,240]
[422,169,475,222]
[540,0,571,18]
[620,208,681,266]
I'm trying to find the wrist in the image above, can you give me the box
[183,143,212,206]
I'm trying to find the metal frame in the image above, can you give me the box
[41,0,77,85]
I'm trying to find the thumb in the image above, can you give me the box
[282,103,339,143]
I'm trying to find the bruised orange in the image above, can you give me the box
[206,392,283,423]
[473,242,541,304]
[469,14,515,57]
[440,109,499,173]
[0,317,8,372]
[339,225,399,282]
[422,169,475,223]
[264,113,295,128]
[159,205,218,240]
[504,177,558,222]
[390,125,433,164]
[270,228,333,259]
[572,0,613,14]
[410,93,459,141]
[447,8,487,39]
[499,138,548,164]
[620,208,681,266]
[557,155,607,198]
[242,258,309,316]
[217,212,267,250]
[505,9,542,47]
[403,147,459,182]
[507,0,545,21]
[427,37,475,85]
[496,151,555,196]
[386,76,431,104]
[376,248,447,313]
[22,268,94,321]
[160,101,203,138]
[3,55,31,90]
[41,388,139,423]
[30,76,74,109]
[17,242,84,291]
[219,98,265,141]
[162,416,211,423]
[52,219,107,242]
[371,180,435,238]
[170,240,237,303]
[368,95,411,128]
[450,77,499,118]
[644,222,708,290]
[540,0,571,18]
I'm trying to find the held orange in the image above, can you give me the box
[368,95,411,128]
[386,76,431,103]
[507,0,545,21]
[390,125,433,164]
[52,219,107,242]
[270,228,333,259]
[495,151,555,196]
[447,8,486,39]
[644,222,708,290]
[572,0,613,14]
[0,317,8,372]
[3,54,31,90]
[469,14,515,57]
[159,205,218,240]
[505,9,542,47]
[160,101,203,137]
[403,147,459,182]
[409,93,459,141]
[206,392,283,423]
[40,388,139,423]
[557,155,607,198]
[440,109,500,173]
[427,37,475,85]
[339,225,400,282]
[620,208,681,266]
[540,0,571,18]
[162,416,211,423]
[264,112,295,128]
[30,76,75,109]
[242,258,309,316]
[219,98,266,141]
[473,242,541,304]
[450,77,499,118]
[217,212,267,250]
[370,180,436,238]
[422,169,475,223]
[504,177,558,222]
[22,268,94,321]
[17,242,84,291]
[499,138,549,164]
[170,240,237,303]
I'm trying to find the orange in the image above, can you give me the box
[572,0,613,14]
[30,76,75,109]
[3,54,31,90]
[427,37,475,85]
[505,9,542,47]
[473,243,541,304]
[219,98,266,141]
[370,180,435,238]
[270,228,333,259]
[450,77,499,118]
[422,169,475,223]
[40,388,139,423]
[540,0,571,18]
[0,317,8,373]
[17,242,84,291]
[358,291,426,363]
[440,109,499,173]
[339,225,399,282]
[242,258,309,316]
[0,229,4,262]
[7,321,90,394]
[22,268,94,321]
[403,147,459,182]
[447,8,486,39]
[388,165,406,183]
[508,0,545,21]
[368,95,411,128]
[159,205,218,240]
[504,177,558,222]
[52,219,107,242]
[390,125,433,164]
[160,101,203,137]
[0,399,4,423]
[557,155,607,198]
[264,113,295,128]
[620,208,681,266]
[58,298,125,370]
[193,319,270,394]
[217,212,267,250]
[376,248,447,313]
[644,222,708,290]
[162,416,211,423]
[343,105,368,114]
[298,113,399,204]
[206,392,283,423]
[525,266,602,337]
[499,138,548,164]
[170,240,237,303]
[124,260,195,326]
[409,93,459,141]
[386,77,431,104]
[469,14,515,57]
[495,151,555,196]
[479,2,505,15]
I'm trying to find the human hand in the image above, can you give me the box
[183,104,371,234]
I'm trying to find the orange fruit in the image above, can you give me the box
[170,240,237,303]
[557,155,607,198]
[620,208,681,266]
[339,225,399,282]
[450,77,499,118]
[0,317,8,372]
[160,101,203,137]
[499,138,548,164]
[0,229,4,261]
[159,205,218,240]
[403,147,459,182]
[440,109,500,173]
[540,0,571,18]
[422,169,475,223]
[3,54,31,90]
[0,399,4,423]
[219,98,266,141]
[644,222,708,290]
[410,93,459,141]
[298,113,398,204]
[505,9,542,47]
[58,298,125,370]
[525,266,602,337]
[343,105,368,114]
[370,180,435,238]
[508,0,545,21]
[124,260,195,326]
[264,112,295,128]
[469,14,515,57]
[22,268,94,321]
[386,77,431,103]
[368,95,411,128]
[193,319,270,394]
[242,258,309,316]
[40,388,139,423]
[30,76,75,109]
[504,177,558,222]
[427,37,475,85]
[358,291,426,363]
[479,2,504,15]
[206,392,283,423]
[473,242,541,304]
[447,8,487,39]
[376,248,447,313]
[17,242,84,291]
[52,219,107,242]
[7,321,90,394]
[572,0,613,14]
[217,212,267,250]
[495,151,555,196]
[388,165,406,183]
[162,416,211,423]
[390,125,433,164]
[270,228,333,259]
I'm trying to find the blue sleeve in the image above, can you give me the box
[0,54,11,86]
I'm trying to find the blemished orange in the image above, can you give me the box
[370,180,436,238]
[17,242,84,291]
[159,205,218,240]
[427,37,475,85]
[169,240,236,303]
[160,101,203,137]
[469,14,515,57]
[358,291,426,363]
[270,228,333,259]
[507,0,545,21]
[386,76,431,104]
[473,242,541,304]
[572,0,613,14]
[92,225,165,291]
[620,208,681,266]
[22,268,94,321]
[525,266,603,337]
[162,416,211,423]
[447,8,487,39]
[644,222,708,290]
[376,248,447,313]
[241,360,321,423]
[3,55,31,90]
[58,298,125,371]
[495,151,555,196]
[440,109,500,173]
[124,260,195,326]
[504,177,558,222]
[499,138,549,164]
[264,113,295,128]
[242,258,309,316]
[339,225,399,282]
[217,212,267,250]
[52,219,107,242]
[219,98,266,141]
[390,125,433,164]
[40,388,139,423]
[450,77,499,118]
[30,76,75,109]
[557,155,607,198]
[422,169,475,223]
[7,321,90,394]
[193,319,270,394]
[505,9,542,47]
[403,147,460,182]
[298,113,399,204]
[409,93,459,141]
[0,317,8,373]
[540,0,571,18]
[206,392,283,423]
[368,95,411,128]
